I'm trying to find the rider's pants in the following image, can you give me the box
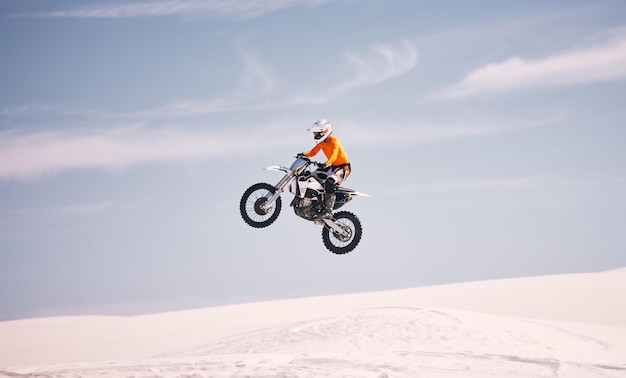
[312,164,351,194]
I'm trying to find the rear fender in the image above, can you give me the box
[336,187,371,197]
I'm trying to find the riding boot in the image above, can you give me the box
[322,194,335,218]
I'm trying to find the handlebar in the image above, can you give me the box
[295,153,327,170]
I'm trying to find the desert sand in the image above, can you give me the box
[1,269,625,377]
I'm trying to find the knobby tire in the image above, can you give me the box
[240,183,282,228]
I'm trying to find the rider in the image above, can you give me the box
[301,119,351,219]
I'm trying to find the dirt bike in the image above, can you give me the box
[240,154,370,254]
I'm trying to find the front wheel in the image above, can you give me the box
[322,211,363,255]
[240,183,282,228]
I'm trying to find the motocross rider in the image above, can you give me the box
[301,119,351,219]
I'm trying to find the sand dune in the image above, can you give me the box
[1,269,625,377]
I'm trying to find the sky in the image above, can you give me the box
[0,0,625,321]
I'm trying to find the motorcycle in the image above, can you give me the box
[240,154,370,254]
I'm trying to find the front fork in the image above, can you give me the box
[260,173,296,212]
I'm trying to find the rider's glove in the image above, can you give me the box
[317,162,327,170]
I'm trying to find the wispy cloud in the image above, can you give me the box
[293,40,418,104]
[341,111,565,147]
[0,110,556,180]
[236,45,275,95]
[0,47,278,127]
[114,39,418,118]
[114,46,276,119]
[31,0,332,20]
[330,39,418,96]
[0,125,295,180]
[431,36,626,99]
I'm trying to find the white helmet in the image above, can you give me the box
[307,119,332,144]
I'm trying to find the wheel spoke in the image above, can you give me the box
[321,211,362,254]
[329,219,354,246]
[240,183,282,228]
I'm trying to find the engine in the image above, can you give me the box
[292,197,320,220]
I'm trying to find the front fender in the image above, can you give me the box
[264,165,291,174]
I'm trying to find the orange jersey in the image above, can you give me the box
[304,135,349,166]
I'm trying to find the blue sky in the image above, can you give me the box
[1,0,625,321]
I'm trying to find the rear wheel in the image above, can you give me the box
[322,211,362,255]
[240,183,281,228]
